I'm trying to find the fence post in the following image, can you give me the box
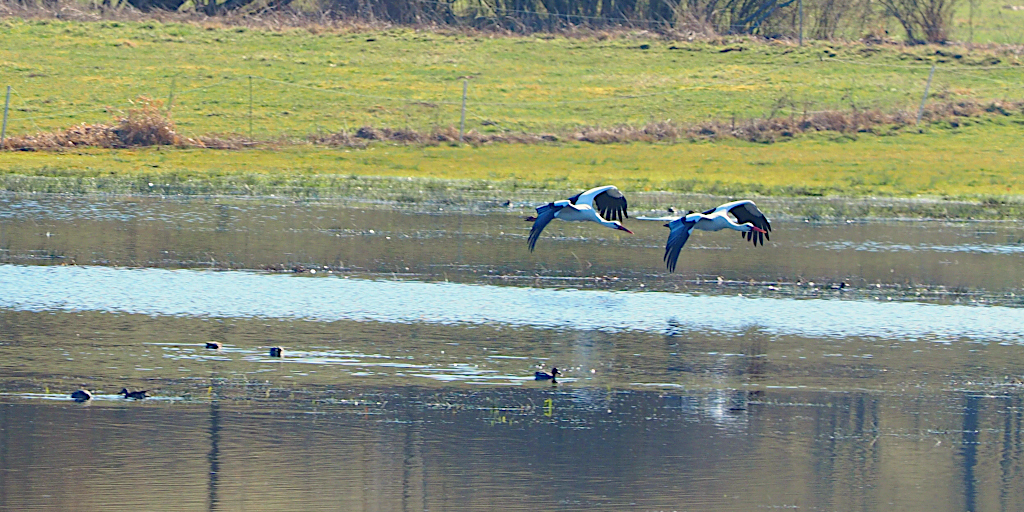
[167,77,175,114]
[249,76,254,140]
[459,79,467,143]
[916,64,936,125]
[1,86,9,149]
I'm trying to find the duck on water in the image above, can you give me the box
[120,388,150,399]
[71,389,93,402]
[535,368,561,382]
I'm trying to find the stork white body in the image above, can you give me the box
[527,185,632,251]
[639,199,772,272]
[551,201,615,226]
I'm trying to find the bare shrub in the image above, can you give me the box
[806,0,874,39]
[666,0,726,37]
[878,0,957,43]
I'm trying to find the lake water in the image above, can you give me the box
[2,194,1024,511]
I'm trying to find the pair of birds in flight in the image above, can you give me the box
[526,185,771,271]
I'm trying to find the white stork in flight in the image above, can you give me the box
[527,185,632,252]
[639,200,771,272]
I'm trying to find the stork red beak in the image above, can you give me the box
[618,225,634,234]
[751,226,767,234]
[525,216,537,222]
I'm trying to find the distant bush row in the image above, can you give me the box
[4,96,1021,150]
[2,0,965,43]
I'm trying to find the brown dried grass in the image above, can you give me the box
[310,99,1023,147]
[309,125,555,147]
[1,96,222,150]
[687,99,1023,143]
[5,99,1022,151]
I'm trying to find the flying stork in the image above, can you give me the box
[526,185,632,252]
[639,200,771,272]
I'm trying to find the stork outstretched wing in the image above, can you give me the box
[663,218,698,273]
[569,185,628,222]
[725,201,771,246]
[527,203,564,252]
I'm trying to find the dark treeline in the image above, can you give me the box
[113,0,954,43]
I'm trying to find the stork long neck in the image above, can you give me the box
[576,207,617,227]
[717,214,750,232]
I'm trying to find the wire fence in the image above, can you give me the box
[1,56,1022,146]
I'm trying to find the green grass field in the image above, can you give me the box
[1,18,1021,136]
[3,122,1020,196]
[0,17,1022,214]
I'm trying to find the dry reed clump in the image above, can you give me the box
[3,97,191,150]
[112,97,181,146]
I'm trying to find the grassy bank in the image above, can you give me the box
[2,119,1022,218]
[0,18,1021,218]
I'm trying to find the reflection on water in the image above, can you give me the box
[2,264,1024,342]
[809,238,1024,255]
[3,194,1024,511]
[3,387,1024,512]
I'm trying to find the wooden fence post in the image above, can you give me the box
[916,64,936,125]
[459,79,467,143]
[249,76,254,140]
[1,86,10,149]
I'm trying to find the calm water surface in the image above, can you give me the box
[2,194,1024,511]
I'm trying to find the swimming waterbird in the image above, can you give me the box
[71,389,93,402]
[120,388,150,399]
[535,368,561,382]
